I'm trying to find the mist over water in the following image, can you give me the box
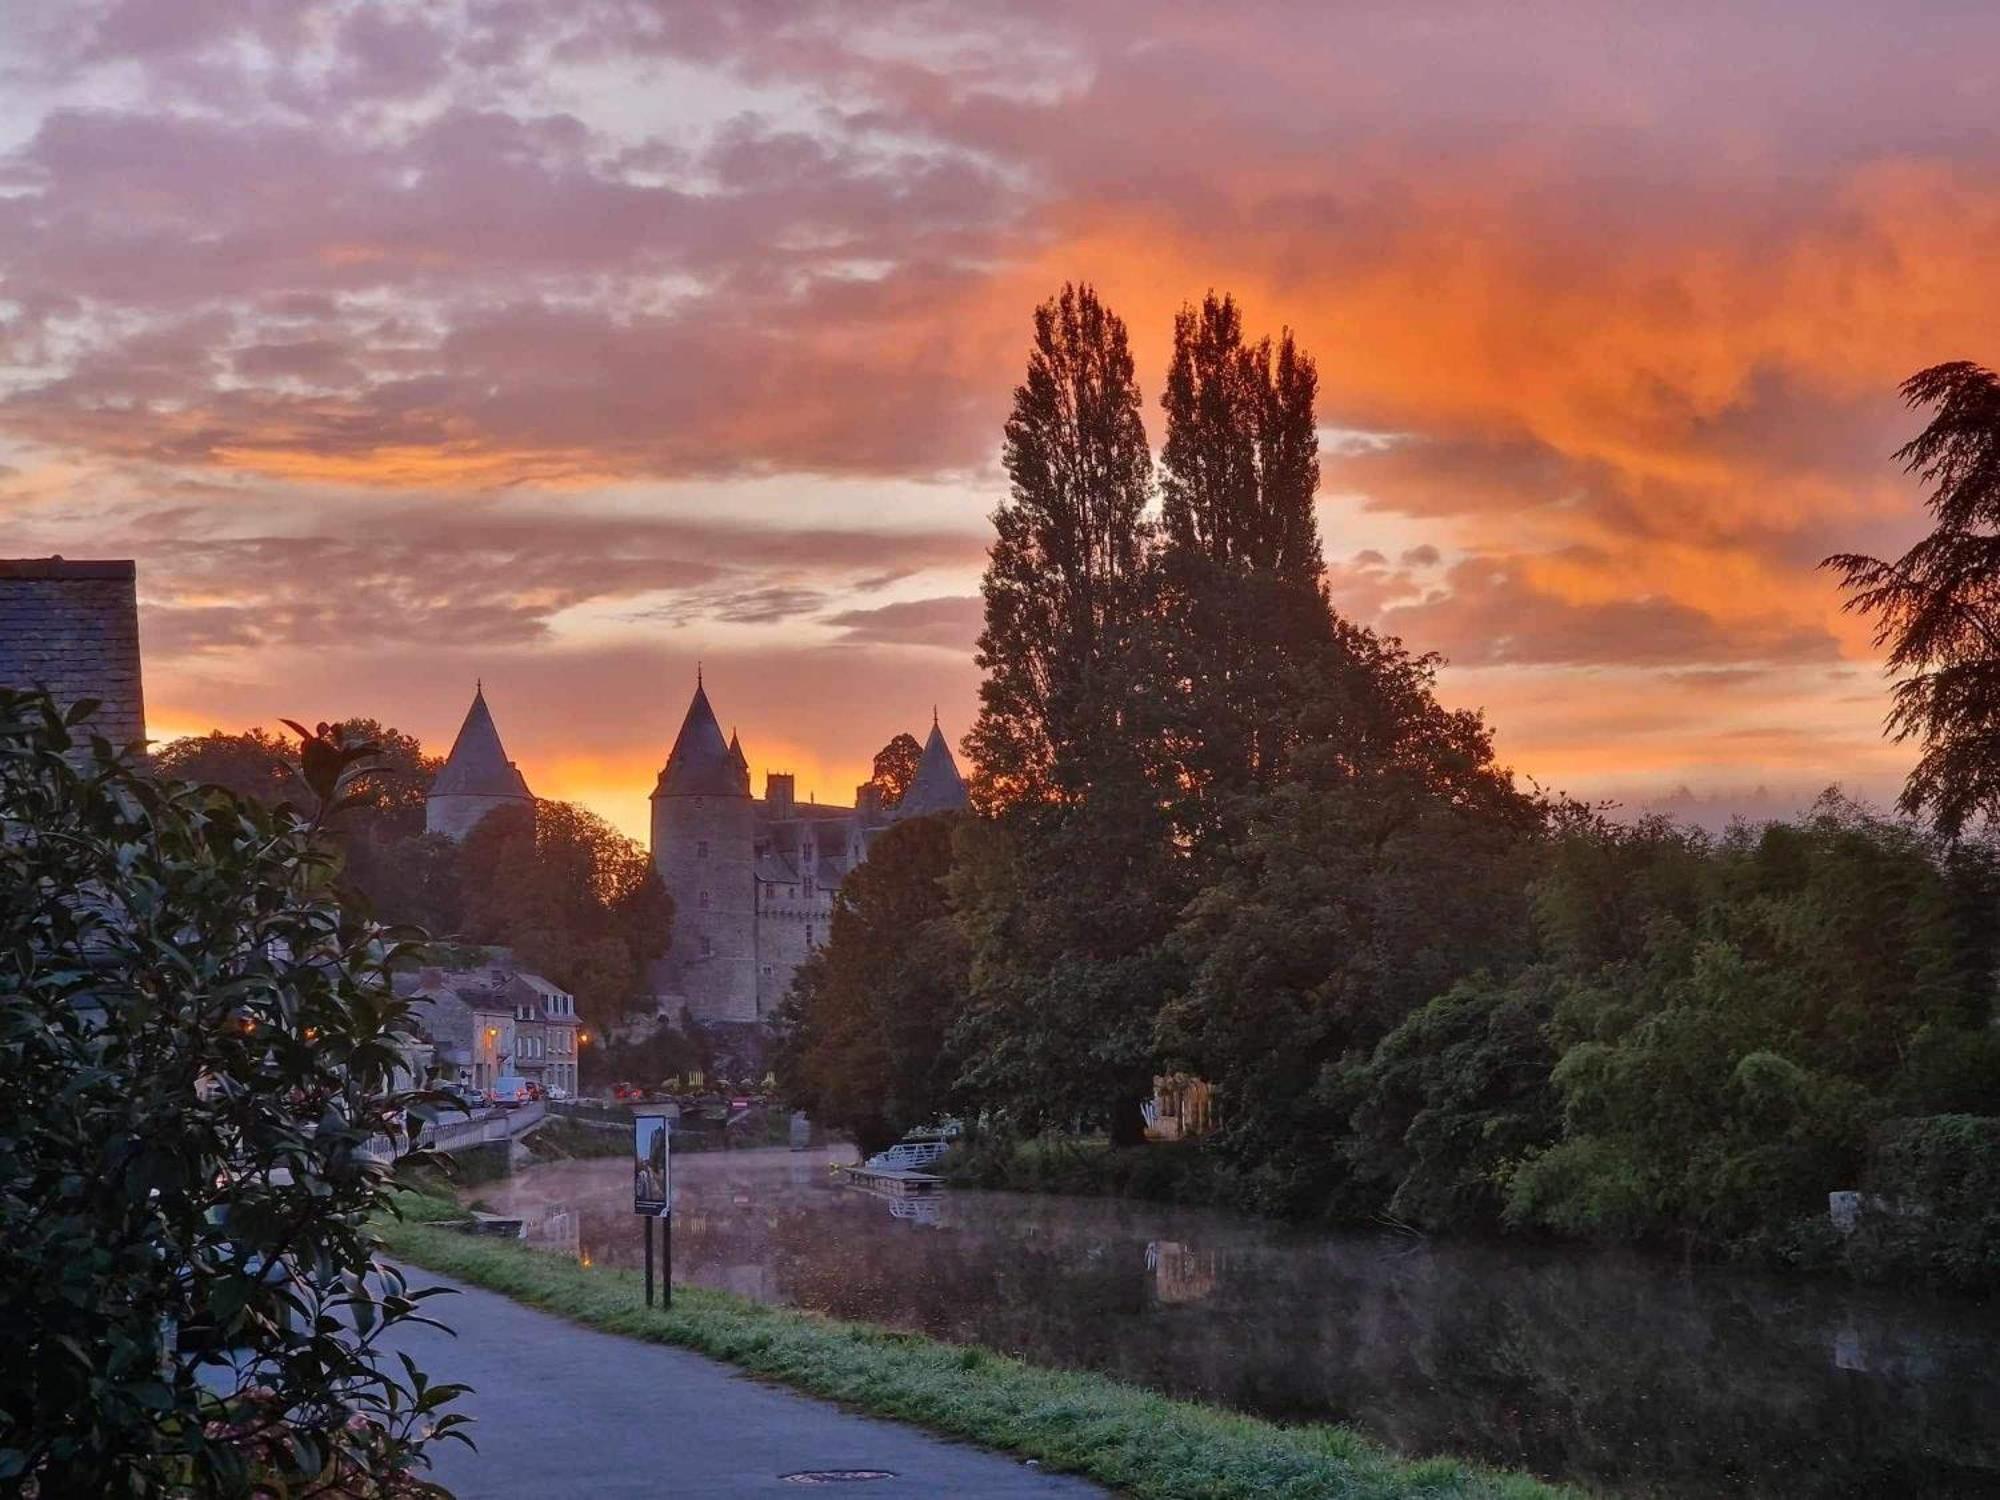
[476,1147,2000,1498]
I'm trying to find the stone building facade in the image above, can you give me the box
[648,677,970,1026]
[0,558,146,749]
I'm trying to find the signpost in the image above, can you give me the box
[632,1112,671,1307]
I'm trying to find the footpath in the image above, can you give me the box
[384,1270,1105,1499]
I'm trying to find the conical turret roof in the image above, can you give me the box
[728,728,748,774]
[656,677,748,797]
[894,718,969,819]
[431,685,533,800]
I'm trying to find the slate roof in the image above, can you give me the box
[655,678,750,798]
[431,686,533,800]
[895,720,970,819]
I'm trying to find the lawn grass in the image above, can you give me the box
[377,1191,1575,1500]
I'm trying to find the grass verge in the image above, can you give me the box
[377,1191,1572,1500]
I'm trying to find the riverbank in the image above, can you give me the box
[379,1189,1571,1500]
[939,1131,2000,1295]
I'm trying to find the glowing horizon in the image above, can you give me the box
[9,1,1992,835]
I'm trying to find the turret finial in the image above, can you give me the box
[697,661,703,688]
[932,703,939,728]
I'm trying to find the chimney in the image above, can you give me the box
[765,771,794,817]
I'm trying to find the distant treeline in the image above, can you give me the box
[777,292,2000,1288]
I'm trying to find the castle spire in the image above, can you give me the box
[655,672,746,798]
[895,716,970,820]
[427,681,534,838]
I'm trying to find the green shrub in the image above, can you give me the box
[0,692,468,1493]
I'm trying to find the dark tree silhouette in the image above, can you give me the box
[965,282,1155,811]
[152,727,303,804]
[1826,361,2000,836]
[1154,292,1333,849]
[1159,291,1322,581]
[868,731,924,810]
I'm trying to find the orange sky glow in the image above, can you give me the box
[4,2,1996,839]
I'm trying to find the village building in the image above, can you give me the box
[396,955,578,1094]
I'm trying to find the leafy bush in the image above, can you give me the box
[0,691,468,1493]
[1849,1115,2000,1291]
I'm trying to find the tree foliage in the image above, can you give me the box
[1826,360,2000,836]
[457,799,671,1030]
[1501,800,2000,1251]
[0,691,466,1494]
[867,733,924,811]
[775,814,968,1155]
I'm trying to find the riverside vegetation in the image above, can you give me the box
[379,1187,1573,1500]
[778,302,2000,1291]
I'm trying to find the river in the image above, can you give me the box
[472,1146,2000,1498]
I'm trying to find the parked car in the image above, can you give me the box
[545,1085,571,1103]
[490,1075,535,1107]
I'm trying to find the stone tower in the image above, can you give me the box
[651,675,758,1024]
[0,558,146,751]
[426,683,534,840]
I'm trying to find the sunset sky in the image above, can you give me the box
[4,2,1996,840]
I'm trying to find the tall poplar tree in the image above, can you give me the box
[956,284,1175,1145]
[966,282,1156,810]
[1155,292,1331,848]
[1159,291,1323,582]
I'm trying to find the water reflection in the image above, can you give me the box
[473,1147,2000,1498]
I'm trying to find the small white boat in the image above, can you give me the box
[863,1139,950,1173]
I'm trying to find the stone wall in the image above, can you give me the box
[426,791,526,842]
[755,880,835,1013]
[0,559,145,749]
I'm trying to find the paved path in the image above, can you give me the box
[384,1271,1105,1499]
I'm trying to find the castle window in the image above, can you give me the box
[806,925,815,947]
[697,840,709,859]
[698,890,710,909]
[700,935,714,956]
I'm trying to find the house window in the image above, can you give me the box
[697,840,709,859]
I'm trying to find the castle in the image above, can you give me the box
[424,675,969,1027]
